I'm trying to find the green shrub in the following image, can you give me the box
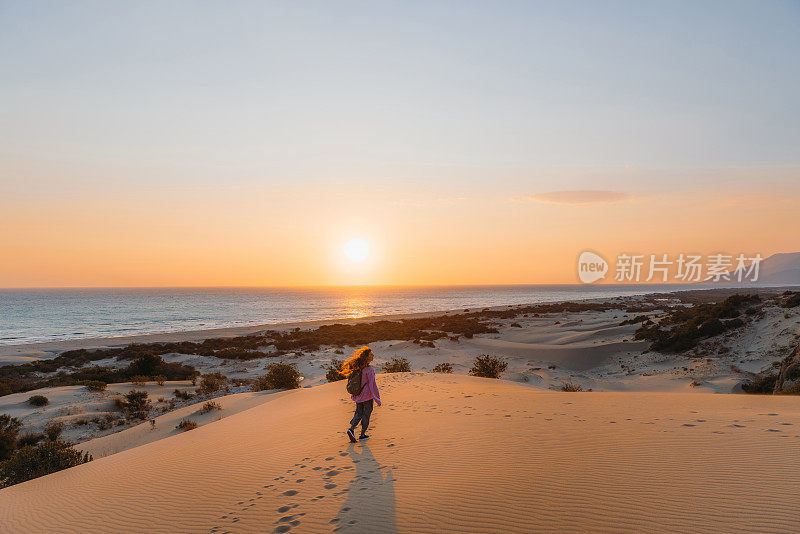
[0,440,91,488]
[199,373,227,395]
[0,415,21,461]
[431,362,453,373]
[253,363,301,391]
[44,421,65,441]
[325,359,345,382]
[469,355,508,379]
[81,380,107,392]
[28,395,49,407]
[120,390,151,419]
[199,401,222,414]
[383,357,411,373]
[176,419,198,432]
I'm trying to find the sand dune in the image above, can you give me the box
[1,373,799,533]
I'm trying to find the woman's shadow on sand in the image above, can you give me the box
[332,441,397,533]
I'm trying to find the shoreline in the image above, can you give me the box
[0,299,611,360]
[1,285,794,362]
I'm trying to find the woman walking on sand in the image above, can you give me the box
[341,346,382,443]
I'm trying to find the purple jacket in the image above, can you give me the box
[351,365,382,405]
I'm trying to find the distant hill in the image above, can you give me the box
[731,252,800,285]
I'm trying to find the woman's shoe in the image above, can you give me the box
[347,428,357,443]
[358,434,370,440]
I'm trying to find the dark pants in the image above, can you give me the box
[349,399,373,434]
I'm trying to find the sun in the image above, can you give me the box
[342,238,370,263]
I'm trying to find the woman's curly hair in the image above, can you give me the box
[340,346,373,376]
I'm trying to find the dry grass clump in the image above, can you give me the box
[431,362,453,373]
[560,381,584,392]
[153,375,167,386]
[383,357,411,373]
[81,380,107,391]
[469,355,508,379]
[176,419,198,432]
[173,389,195,400]
[199,401,222,414]
[253,363,301,391]
[27,395,49,407]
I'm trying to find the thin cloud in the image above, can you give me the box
[512,190,632,205]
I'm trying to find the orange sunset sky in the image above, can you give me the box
[1,3,798,287]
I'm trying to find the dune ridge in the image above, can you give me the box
[1,373,799,533]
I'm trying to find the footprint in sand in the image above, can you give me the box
[682,424,695,427]
[282,490,298,496]
[729,424,745,428]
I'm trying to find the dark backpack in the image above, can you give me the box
[346,368,365,396]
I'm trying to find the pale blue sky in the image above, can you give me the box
[1,1,798,198]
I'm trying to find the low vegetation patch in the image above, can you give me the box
[81,380,107,391]
[0,440,92,488]
[129,375,149,386]
[780,291,800,308]
[117,390,151,420]
[27,395,49,407]
[173,389,194,400]
[253,363,301,391]
[199,401,222,414]
[634,294,760,352]
[0,354,197,397]
[176,419,198,432]
[383,357,411,373]
[469,355,508,379]
[16,432,44,448]
[431,362,453,373]
[0,415,22,461]
[44,421,65,441]
[199,372,228,395]
[153,375,167,386]
[325,359,345,382]
[560,381,583,392]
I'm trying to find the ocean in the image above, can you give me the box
[0,285,701,346]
